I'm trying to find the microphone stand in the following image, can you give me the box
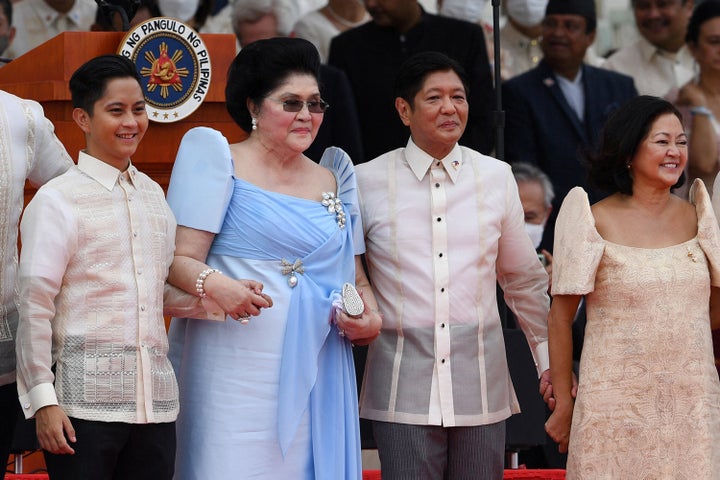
[491,0,504,162]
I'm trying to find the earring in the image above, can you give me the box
[251,117,257,131]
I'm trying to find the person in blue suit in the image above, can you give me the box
[503,0,637,253]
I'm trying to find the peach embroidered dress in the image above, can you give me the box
[552,180,720,479]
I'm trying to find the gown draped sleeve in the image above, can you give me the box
[166,127,235,233]
[274,145,362,479]
[551,186,605,296]
[691,179,720,287]
[319,146,365,255]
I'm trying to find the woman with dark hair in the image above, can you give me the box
[671,0,720,193]
[165,37,381,479]
[545,95,720,478]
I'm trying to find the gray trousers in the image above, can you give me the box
[372,420,505,480]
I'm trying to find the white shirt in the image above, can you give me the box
[357,139,550,427]
[16,152,179,424]
[0,90,72,386]
[602,36,695,97]
[499,20,542,79]
[556,69,585,121]
[6,0,97,59]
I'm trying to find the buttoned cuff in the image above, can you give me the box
[532,340,550,377]
[19,383,58,419]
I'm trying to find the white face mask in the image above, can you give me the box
[157,0,199,22]
[506,0,549,28]
[440,0,490,24]
[524,222,545,249]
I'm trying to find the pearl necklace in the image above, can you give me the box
[325,4,367,29]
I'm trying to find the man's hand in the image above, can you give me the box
[539,369,578,411]
[35,405,76,454]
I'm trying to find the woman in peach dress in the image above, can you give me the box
[546,96,720,479]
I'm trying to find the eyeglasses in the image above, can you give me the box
[268,98,330,114]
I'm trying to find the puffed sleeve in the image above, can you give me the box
[319,146,365,255]
[692,180,720,287]
[166,127,234,233]
[551,187,605,296]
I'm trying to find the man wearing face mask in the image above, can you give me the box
[501,0,548,79]
[0,0,14,64]
[512,162,554,286]
[438,0,488,23]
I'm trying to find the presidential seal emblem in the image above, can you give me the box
[118,17,211,123]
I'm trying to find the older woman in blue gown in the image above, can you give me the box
[165,37,381,480]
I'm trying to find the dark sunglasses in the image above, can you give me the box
[269,98,330,114]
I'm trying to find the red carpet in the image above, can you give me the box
[362,471,567,480]
[7,470,566,479]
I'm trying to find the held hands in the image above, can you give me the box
[538,369,578,411]
[204,274,273,322]
[545,402,573,453]
[35,405,76,455]
[336,289,382,346]
[539,369,578,453]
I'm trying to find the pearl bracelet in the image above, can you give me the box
[196,268,221,297]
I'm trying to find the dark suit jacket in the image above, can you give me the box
[502,61,637,251]
[304,64,364,165]
[329,10,494,163]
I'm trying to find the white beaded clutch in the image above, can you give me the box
[342,283,364,318]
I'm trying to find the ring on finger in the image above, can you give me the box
[238,315,250,325]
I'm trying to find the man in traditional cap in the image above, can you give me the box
[502,0,637,253]
[603,0,694,97]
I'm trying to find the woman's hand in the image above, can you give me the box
[545,401,574,453]
[203,273,273,321]
[336,288,382,345]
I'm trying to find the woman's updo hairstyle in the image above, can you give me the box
[226,37,321,133]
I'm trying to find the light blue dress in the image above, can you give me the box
[166,127,363,480]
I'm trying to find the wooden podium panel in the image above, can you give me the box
[0,31,246,194]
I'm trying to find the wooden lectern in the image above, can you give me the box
[0,31,246,196]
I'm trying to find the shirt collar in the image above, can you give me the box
[637,34,681,62]
[406,138,463,184]
[77,151,137,191]
[31,0,84,28]
[556,68,583,86]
